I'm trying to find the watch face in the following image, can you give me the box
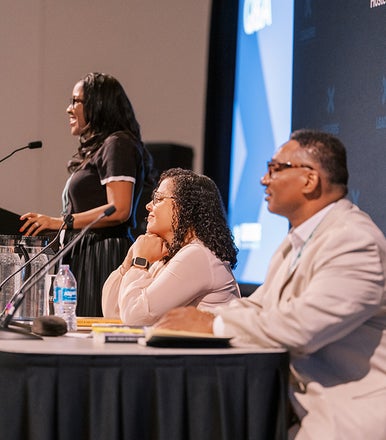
[132,257,149,268]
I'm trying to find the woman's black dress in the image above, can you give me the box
[63,131,146,317]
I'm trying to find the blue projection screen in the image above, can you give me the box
[228,0,294,284]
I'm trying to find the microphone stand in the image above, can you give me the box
[0,206,116,340]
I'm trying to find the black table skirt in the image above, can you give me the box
[0,351,289,440]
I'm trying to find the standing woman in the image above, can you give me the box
[102,168,240,326]
[20,72,154,316]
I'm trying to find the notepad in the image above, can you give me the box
[143,328,232,348]
[76,317,123,331]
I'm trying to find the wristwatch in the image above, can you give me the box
[63,214,74,230]
[131,257,150,270]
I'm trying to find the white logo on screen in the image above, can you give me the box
[244,0,272,35]
[233,223,262,249]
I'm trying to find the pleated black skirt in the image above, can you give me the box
[63,231,131,317]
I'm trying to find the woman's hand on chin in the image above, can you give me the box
[132,233,168,263]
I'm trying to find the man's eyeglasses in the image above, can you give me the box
[151,192,175,205]
[267,161,314,177]
[70,97,84,107]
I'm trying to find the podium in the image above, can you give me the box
[0,208,23,235]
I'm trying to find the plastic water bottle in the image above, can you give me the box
[53,264,77,331]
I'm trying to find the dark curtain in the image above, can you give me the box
[203,0,239,210]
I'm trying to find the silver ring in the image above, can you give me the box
[35,222,40,227]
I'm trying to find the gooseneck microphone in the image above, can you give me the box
[0,205,116,339]
[0,141,43,164]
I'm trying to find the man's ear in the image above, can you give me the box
[302,170,321,197]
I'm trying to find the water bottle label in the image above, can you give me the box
[54,287,77,303]
[53,286,61,304]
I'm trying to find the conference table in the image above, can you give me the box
[0,334,289,440]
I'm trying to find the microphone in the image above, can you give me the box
[27,141,43,149]
[0,141,43,164]
[0,223,65,294]
[0,205,116,338]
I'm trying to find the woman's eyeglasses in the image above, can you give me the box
[70,97,84,107]
[151,192,175,205]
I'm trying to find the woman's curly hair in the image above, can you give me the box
[156,168,238,268]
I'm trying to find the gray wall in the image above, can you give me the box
[0,0,210,217]
[292,0,386,233]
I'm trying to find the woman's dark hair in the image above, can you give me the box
[290,129,349,194]
[67,72,154,184]
[156,168,238,268]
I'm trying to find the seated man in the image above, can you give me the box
[156,129,386,440]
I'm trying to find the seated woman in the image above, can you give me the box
[102,168,240,325]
